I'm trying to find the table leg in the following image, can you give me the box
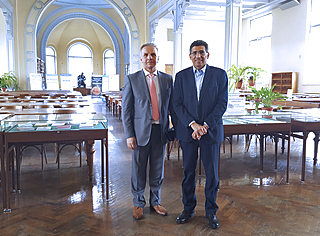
[281,134,285,154]
[287,129,291,184]
[86,140,95,181]
[229,136,233,158]
[1,134,7,211]
[260,133,264,172]
[101,140,104,184]
[16,144,21,192]
[10,149,15,192]
[302,130,307,182]
[274,133,278,170]
[105,137,109,200]
[5,141,11,211]
[313,132,319,165]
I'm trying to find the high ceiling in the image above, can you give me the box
[52,0,111,8]
[184,0,300,21]
[52,0,300,21]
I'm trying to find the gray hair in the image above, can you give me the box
[140,43,158,54]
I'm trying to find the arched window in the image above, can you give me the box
[68,43,93,80]
[46,46,57,74]
[104,49,116,75]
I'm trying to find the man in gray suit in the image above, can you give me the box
[122,43,173,220]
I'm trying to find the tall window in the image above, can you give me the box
[304,0,320,85]
[104,49,116,75]
[247,14,272,86]
[68,43,93,80]
[46,46,57,74]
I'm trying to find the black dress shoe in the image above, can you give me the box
[206,214,220,229]
[176,210,194,224]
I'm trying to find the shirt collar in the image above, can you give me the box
[193,65,207,74]
[143,68,158,77]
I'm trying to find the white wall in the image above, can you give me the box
[0,10,8,75]
[271,0,309,92]
[154,18,174,73]
[182,19,225,70]
[155,18,225,73]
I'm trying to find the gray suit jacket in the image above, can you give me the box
[122,69,173,146]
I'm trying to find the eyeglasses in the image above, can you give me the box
[190,50,207,56]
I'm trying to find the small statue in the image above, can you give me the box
[77,72,86,87]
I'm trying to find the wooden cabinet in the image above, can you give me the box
[271,72,297,94]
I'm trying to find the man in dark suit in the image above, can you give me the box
[172,40,228,229]
[122,43,173,220]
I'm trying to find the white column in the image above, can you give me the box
[224,0,242,70]
[172,0,189,76]
[149,19,159,43]
[1,7,14,72]
[173,32,182,76]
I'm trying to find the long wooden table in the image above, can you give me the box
[282,109,320,182]
[223,115,291,184]
[0,90,82,98]
[1,114,108,212]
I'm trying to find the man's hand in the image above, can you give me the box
[126,137,137,150]
[192,130,201,140]
[190,123,208,140]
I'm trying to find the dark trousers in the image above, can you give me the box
[131,124,166,207]
[179,139,220,215]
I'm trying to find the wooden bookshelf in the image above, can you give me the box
[271,72,297,94]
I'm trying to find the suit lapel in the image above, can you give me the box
[199,66,213,104]
[158,72,165,101]
[187,67,198,101]
[138,70,151,102]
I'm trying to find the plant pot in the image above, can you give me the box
[1,87,6,92]
[248,79,255,87]
[235,81,243,89]
[262,107,272,117]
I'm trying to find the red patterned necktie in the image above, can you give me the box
[148,74,159,121]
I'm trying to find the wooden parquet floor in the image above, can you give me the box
[1,99,320,235]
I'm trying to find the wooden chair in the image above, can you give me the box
[37,104,54,109]
[1,105,21,110]
[63,103,77,108]
[30,94,47,98]
[53,104,63,108]
[7,99,21,103]
[54,109,77,114]
[117,100,122,120]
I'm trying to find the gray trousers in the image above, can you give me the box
[131,124,166,207]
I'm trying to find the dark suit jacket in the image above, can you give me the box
[172,65,228,144]
[122,69,173,146]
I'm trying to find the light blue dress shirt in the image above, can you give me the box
[193,65,206,101]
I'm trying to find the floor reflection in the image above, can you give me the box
[253,177,274,186]
[68,188,87,204]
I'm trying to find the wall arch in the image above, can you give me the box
[39,13,121,79]
[25,0,140,88]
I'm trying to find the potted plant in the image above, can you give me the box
[247,67,265,86]
[227,64,250,91]
[249,84,287,114]
[0,71,20,91]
